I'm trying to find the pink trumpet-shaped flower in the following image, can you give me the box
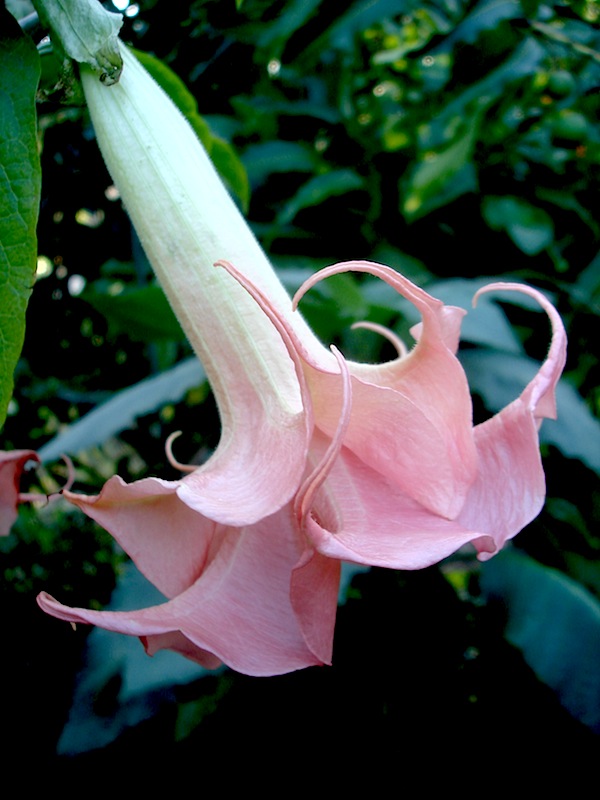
[37,47,567,676]
[0,449,40,535]
[0,450,74,536]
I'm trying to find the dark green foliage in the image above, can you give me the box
[1,0,599,772]
[0,10,41,430]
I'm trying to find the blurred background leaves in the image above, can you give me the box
[1,0,599,776]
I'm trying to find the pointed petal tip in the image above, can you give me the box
[473,281,567,420]
[37,591,80,624]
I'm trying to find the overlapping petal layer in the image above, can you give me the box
[456,283,567,557]
[300,429,498,567]
[38,500,339,677]
[227,261,566,569]
[300,262,478,519]
[224,258,479,520]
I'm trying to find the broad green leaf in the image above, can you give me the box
[131,48,249,211]
[536,187,599,237]
[58,561,209,756]
[483,196,554,255]
[242,140,317,186]
[6,2,36,18]
[401,119,479,220]
[369,245,432,287]
[301,0,413,59]
[175,673,233,742]
[481,549,600,733]
[232,94,340,127]
[38,358,205,462]
[31,0,123,84]
[0,12,41,431]
[563,551,600,602]
[275,169,365,228]
[440,0,522,48]
[460,349,600,473]
[82,284,185,342]
[256,0,323,54]
[419,38,545,151]
[303,272,369,324]
[569,251,600,309]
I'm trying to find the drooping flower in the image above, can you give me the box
[0,449,40,536]
[37,47,567,676]
[0,450,74,536]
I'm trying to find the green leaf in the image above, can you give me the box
[81,283,185,342]
[176,673,233,742]
[442,0,522,47]
[483,196,554,255]
[232,94,340,127]
[401,118,479,220]
[301,0,410,59]
[38,358,205,462]
[57,561,209,756]
[0,12,41,432]
[31,0,123,84]
[569,252,600,310]
[481,549,600,733]
[256,0,323,55]
[420,38,545,152]
[132,48,250,211]
[242,140,317,186]
[536,187,599,237]
[275,169,365,228]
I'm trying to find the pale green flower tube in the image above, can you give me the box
[80,46,326,524]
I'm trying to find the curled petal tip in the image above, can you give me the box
[48,454,76,500]
[17,453,76,507]
[165,431,196,473]
[473,281,552,311]
[36,591,63,615]
[60,454,76,494]
[472,281,566,418]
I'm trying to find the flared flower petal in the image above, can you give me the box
[456,283,567,557]
[38,504,337,676]
[296,261,478,519]
[286,348,494,567]
[302,430,496,567]
[63,477,216,599]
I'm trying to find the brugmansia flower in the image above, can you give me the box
[0,449,40,536]
[37,47,567,676]
[0,450,74,536]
